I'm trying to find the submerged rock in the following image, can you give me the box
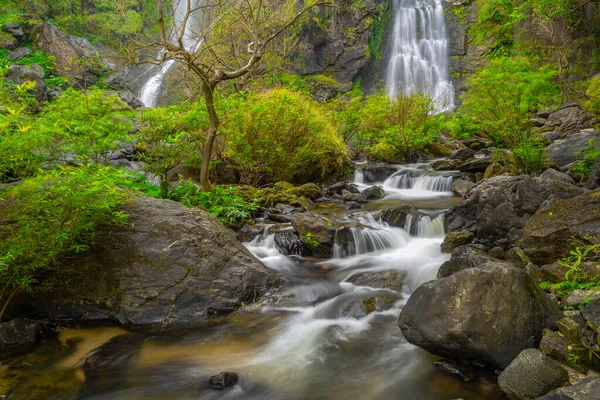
[12,195,277,326]
[399,262,562,369]
[208,372,239,390]
[498,348,568,400]
[274,231,308,256]
[380,205,416,228]
[83,334,145,389]
[361,185,385,200]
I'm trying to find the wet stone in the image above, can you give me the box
[208,372,239,390]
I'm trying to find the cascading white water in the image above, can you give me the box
[384,172,453,192]
[332,214,411,258]
[386,0,455,111]
[404,213,445,237]
[139,0,202,108]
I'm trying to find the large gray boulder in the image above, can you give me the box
[34,22,106,87]
[291,212,350,258]
[546,130,600,167]
[13,195,278,326]
[541,101,598,138]
[446,175,585,246]
[521,190,600,265]
[398,262,562,369]
[498,348,568,400]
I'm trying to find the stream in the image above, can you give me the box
[22,165,505,399]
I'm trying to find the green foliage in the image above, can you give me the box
[305,232,320,248]
[37,87,131,165]
[223,88,348,185]
[115,172,260,227]
[367,3,391,61]
[16,51,55,75]
[0,165,130,319]
[443,113,479,140]
[572,140,600,182]
[510,142,547,174]
[539,242,600,298]
[458,57,560,148]
[584,76,600,117]
[354,91,443,162]
[137,103,207,197]
[169,183,260,227]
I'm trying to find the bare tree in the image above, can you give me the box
[151,0,332,191]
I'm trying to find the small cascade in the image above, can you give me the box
[386,0,455,112]
[333,214,410,258]
[139,0,203,107]
[404,213,445,238]
[354,169,364,184]
[384,171,453,192]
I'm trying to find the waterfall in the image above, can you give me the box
[404,213,445,237]
[386,0,455,112]
[384,172,453,192]
[139,0,203,108]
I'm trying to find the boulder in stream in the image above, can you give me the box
[399,262,562,369]
[208,372,239,390]
[11,195,278,327]
[361,163,398,183]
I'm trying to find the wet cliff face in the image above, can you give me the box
[443,0,488,104]
[292,1,391,92]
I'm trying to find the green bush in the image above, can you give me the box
[511,142,547,174]
[354,91,443,162]
[459,57,560,148]
[584,76,600,117]
[137,103,207,197]
[37,87,131,165]
[222,88,348,185]
[0,165,130,319]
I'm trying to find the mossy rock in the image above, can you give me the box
[521,190,600,265]
[440,231,474,253]
[235,184,312,209]
[289,183,322,200]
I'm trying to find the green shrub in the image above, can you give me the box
[584,76,600,117]
[37,87,131,165]
[354,91,443,162]
[459,57,560,148]
[511,142,547,174]
[222,88,348,185]
[0,165,130,319]
[137,103,207,197]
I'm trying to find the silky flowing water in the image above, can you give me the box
[18,164,506,399]
[386,0,455,111]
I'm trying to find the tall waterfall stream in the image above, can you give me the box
[386,0,455,111]
[47,165,504,399]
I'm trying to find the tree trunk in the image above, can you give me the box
[200,82,219,191]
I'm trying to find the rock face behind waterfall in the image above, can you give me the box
[398,262,562,369]
[12,195,277,326]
